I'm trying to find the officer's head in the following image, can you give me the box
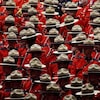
[4,15,15,32]
[51,35,65,50]
[28,0,39,8]
[6,0,16,15]
[29,58,44,80]
[54,54,71,69]
[29,44,44,58]
[5,70,23,89]
[2,56,17,76]
[6,32,18,48]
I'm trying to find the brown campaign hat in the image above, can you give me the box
[24,57,46,71]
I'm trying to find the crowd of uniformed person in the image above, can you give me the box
[0,0,100,100]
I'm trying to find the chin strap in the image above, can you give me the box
[16,8,22,17]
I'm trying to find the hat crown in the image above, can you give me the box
[3,56,15,63]
[93,17,100,24]
[20,29,27,37]
[57,44,68,52]
[65,2,77,8]
[52,0,59,5]
[65,1,72,7]
[8,49,19,57]
[29,58,43,68]
[64,15,74,23]
[46,18,60,25]
[72,33,86,41]
[10,89,24,98]
[7,32,17,39]
[5,15,15,22]
[28,7,37,14]
[94,33,100,40]
[40,73,51,81]
[29,15,39,22]
[94,27,100,34]
[29,0,38,4]
[25,21,35,28]
[63,94,77,100]
[30,44,42,52]
[71,77,82,84]
[46,6,55,13]
[10,70,23,79]
[72,25,82,32]
[57,54,69,61]
[22,3,31,9]
[8,26,18,33]
[57,68,69,76]
[92,1,100,9]
[94,1,100,5]
[83,38,94,44]
[44,0,52,4]
[88,64,100,71]
[46,83,60,91]
[54,35,64,43]
[6,0,16,6]
[90,10,100,17]
[82,83,94,91]
[26,28,36,36]
[25,93,37,100]
[49,28,59,35]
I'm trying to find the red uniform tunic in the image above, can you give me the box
[76,3,90,33]
[23,80,42,100]
[14,0,28,8]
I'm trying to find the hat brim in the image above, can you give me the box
[29,3,38,5]
[64,7,82,11]
[65,84,82,89]
[40,90,61,94]
[5,39,20,41]
[71,40,83,44]
[0,31,4,34]
[31,21,43,25]
[0,63,18,67]
[60,19,79,27]
[27,50,45,53]
[53,50,73,54]
[78,44,95,47]
[51,42,65,45]
[45,34,59,37]
[68,31,85,34]
[89,22,100,26]
[52,60,72,63]
[76,90,100,96]
[5,97,25,100]
[94,40,100,43]
[21,33,41,40]
[5,76,29,81]
[5,21,15,26]
[0,85,2,89]
[88,71,100,74]
[5,6,17,9]
[24,64,46,71]
[42,11,59,16]
[42,24,60,28]
[91,8,100,11]
[34,80,56,84]
[20,26,35,29]
[9,56,24,59]
[53,74,74,80]
[5,32,18,35]
[41,2,58,7]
